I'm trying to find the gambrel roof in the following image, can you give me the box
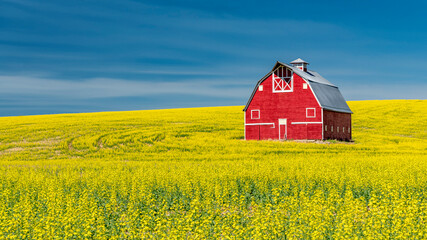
[243,61,353,114]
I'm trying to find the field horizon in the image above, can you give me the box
[0,99,426,239]
[1,98,424,118]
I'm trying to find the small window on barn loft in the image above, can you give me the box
[303,83,308,89]
[306,108,316,118]
[272,66,293,93]
[251,110,260,119]
[258,85,263,91]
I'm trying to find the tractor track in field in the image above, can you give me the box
[97,138,104,149]
[67,138,75,151]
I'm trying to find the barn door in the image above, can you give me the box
[278,119,287,140]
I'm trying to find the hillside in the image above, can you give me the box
[0,100,426,238]
[1,100,425,161]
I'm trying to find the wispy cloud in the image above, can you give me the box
[0,0,425,115]
[0,75,250,99]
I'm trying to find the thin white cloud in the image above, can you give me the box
[0,75,249,99]
[1,75,425,103]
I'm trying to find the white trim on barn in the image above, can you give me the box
[245,123,275,128]
[306,108,316,118]
[321,108,324,140]
[251,109,260,119]
[244,111,246,140]
[278,118,287,140]
[272,66,293,93]
[320,108,325,140]
[291,122,322,125]
[305,79,322,111]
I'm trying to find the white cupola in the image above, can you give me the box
[290,58,309,72]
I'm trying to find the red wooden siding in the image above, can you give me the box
[245,73,322,140]
[323,110,351,141]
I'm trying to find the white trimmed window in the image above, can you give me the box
[343,127,345,133]
[303,83,308,89]
[272,66,293,92]
[306,108,316,118]
[331,126,333,132]
[258,85,263,91]
[337,126,339,132]
[325,125,327,131]
[348,127,351,133]
[251,110,260,119]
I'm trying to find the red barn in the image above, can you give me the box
[244,58,353,141]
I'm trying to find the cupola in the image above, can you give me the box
[290,58,309,72]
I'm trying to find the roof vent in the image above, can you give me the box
[290,58,309,72]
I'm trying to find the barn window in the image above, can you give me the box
[306,108,316,118]
[258,85,263,91]
[348,127,351,133]
[331,126,333,132]
[337,126,339,132]
[325,125,327,131]
[272,66,293,93]
[343,127,345,133]
[251,110,260,119]
[303,83,308,89]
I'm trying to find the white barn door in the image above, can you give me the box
[278,119,287,140]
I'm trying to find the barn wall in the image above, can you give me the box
[245,125,260,140]
[323,110,352,141]
[245,72,322,140]
[287,124,322,140]
[308,124,323,139]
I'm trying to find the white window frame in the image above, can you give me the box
[258,85,263,91]
[272,66,293,93]
[306,108,316,118]
[294,63,303,70]
[251,109,260,119]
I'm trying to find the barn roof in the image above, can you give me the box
[243,61,353,113]
[290,58,309,64]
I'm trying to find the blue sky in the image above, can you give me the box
[1,0,426,116]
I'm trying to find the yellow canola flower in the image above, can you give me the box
[0,100,425,239]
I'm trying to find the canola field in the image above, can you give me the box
[0,99,426,239]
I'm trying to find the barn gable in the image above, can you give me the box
[243,61,352,114]
[244,59,352,141]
